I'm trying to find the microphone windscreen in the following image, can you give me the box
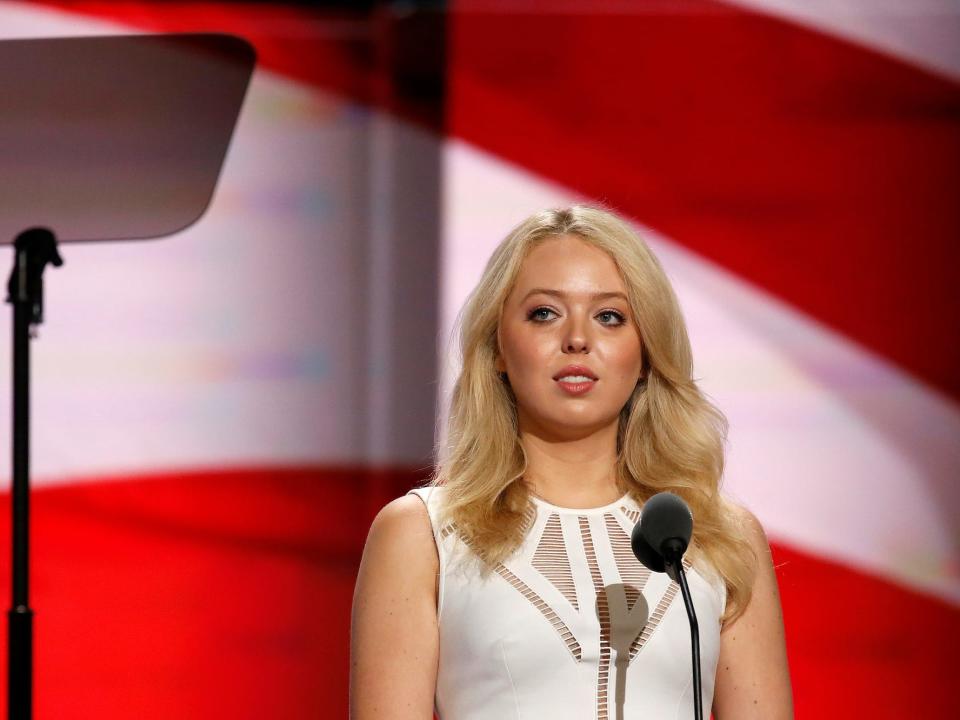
[631,522,665,573]
[640,492,693,555]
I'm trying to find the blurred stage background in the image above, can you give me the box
[0,0,957,717]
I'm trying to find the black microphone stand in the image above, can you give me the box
[663,538,702,720]
[6,228,63,720]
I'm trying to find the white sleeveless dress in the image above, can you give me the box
[407,486,726,720]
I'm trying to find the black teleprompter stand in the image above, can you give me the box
[6,228,62,720]
[0,33,255,720]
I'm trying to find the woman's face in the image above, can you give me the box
[495,234,643,440]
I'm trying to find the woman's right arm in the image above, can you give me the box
[350,495,440,719]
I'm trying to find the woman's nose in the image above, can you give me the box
[562,315,590,353]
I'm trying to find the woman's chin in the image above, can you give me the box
[525,412,621,441]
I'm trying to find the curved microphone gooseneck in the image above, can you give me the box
[630,492,702,720]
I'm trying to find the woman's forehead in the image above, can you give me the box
[510,235,627,300]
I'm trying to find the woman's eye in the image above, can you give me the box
[597,310,626,326]
[527,307,626,324]
[527,307,557,322]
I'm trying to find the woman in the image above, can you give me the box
[351,205,793,719]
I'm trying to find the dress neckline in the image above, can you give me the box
[529,491,634,515]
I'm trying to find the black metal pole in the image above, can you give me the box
[6,228,62,720]
[664,540,703,720]
[676,567,702,720]
[9,263,31,720]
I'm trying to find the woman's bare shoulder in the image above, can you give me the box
[351,495,440,718]
[723,499,770,555]
[362,494,439,577]
[372,494,435,535]
[713,500,793,718]
[375,493,433,524]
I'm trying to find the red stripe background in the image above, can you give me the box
[1,470,956,717]
[4,2,958,717]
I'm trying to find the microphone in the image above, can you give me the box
[631,492,692,581]
[631,492,702,720]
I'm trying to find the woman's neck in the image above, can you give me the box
[518,421,622,507]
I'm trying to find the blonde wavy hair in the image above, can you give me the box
[428,204,757,624]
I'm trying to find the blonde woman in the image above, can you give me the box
[351,206,793,719]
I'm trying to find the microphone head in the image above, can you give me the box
[639,492,693,557]
[630,522,666,573]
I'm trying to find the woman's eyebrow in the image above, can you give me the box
[521,288,628,302]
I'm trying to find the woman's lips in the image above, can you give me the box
[555,378,597,396]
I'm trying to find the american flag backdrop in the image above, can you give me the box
[0,1,957,717]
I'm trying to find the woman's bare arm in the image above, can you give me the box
[350,495,440,719]
[712,507,794,719]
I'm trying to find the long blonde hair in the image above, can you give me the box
[430,204,756,624]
